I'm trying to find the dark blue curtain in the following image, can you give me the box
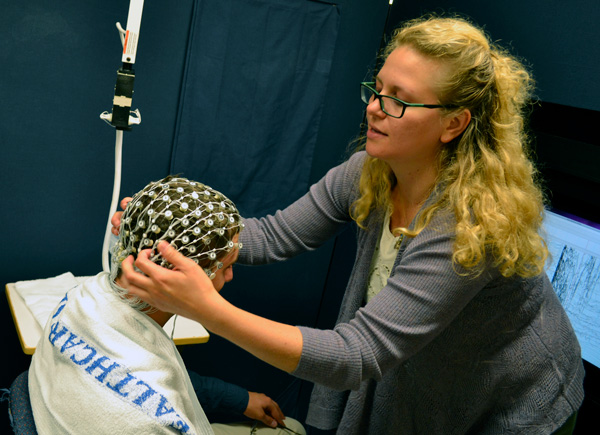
[167,0,344,421]
[170,0,340,217]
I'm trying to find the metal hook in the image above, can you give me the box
[115,22,126,47]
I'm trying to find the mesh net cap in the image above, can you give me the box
[111,176,243,281]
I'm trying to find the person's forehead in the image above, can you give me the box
[378,46,444,99]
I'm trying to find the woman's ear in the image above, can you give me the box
[441,109,471,143]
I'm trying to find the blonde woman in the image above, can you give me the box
[117,15,584,434]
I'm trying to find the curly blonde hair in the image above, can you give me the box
[351,15,548,278]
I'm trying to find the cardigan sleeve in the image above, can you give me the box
[238,151,366,265]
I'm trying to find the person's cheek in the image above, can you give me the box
[225,268,234,283]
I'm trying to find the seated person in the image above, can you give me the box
[29,176,305,434]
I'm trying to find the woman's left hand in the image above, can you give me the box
[120,241,219,321]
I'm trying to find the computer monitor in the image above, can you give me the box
[543,209,600,368]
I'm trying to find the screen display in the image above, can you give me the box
[543,209,600,368]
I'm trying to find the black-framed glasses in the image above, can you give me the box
[360,82,455,119]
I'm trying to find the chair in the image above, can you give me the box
[7,371,37,434]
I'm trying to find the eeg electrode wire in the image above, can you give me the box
[101,130,124,272]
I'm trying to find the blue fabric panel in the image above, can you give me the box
[171,0,340,217]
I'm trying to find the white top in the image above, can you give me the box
[365,212,402,303]
[29,272,214,434]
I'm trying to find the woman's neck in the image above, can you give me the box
[389,165,438,230]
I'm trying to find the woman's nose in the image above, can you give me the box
[366,96,385,117]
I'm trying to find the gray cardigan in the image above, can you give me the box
[239,151,584,434]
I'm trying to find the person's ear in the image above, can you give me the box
[441,109,471,143]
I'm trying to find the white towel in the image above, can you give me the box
[14,272,84,328]
[28,272,214,434]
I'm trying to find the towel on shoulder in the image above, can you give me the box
[28,272,214,434]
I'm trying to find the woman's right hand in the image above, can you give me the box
[111,197,132,236]
[121,241,220,320]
